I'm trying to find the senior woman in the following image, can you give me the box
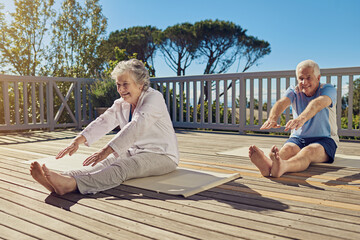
[30,59,179,195]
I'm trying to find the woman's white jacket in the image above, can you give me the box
[80,87,179,164]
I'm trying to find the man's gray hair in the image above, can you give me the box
[111,59,150,91]
[296,59,321,77]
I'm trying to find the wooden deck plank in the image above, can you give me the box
[123,185,360,234]
[0,172,197,240]
[0,129,359,239]
[0,182,148,240]
[115,185,360,239]
[0,223,38,240]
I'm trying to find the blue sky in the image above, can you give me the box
[2,0,360,77]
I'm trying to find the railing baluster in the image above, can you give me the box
[166,81,170,112]
[207,80,212,124]
[31,82,36,124]
[75,80,81,129]
[267,78,271,118]
[336,75,342,132]
[186,81,190,122]
[215,80,220,124]
[239,78,246,133]
[285,77,290,122]
[179,82,184,123]
[3,81,10,125]
[348,75,353,130]
[232,79,236,125]
[39,82,44,124]
[249,78,254,125]
[48,80,54,130]
[200,80,204,124]
[258,78,263,126]
[223,79,228,124]
[172,82,176,121]
[14,82,20,125]
[23,82,28,125]
[193,80,197,123]
[82,83,87,123]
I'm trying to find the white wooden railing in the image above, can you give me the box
[0,74,93,131]
[1,67,360,138]
[151,67,360,137]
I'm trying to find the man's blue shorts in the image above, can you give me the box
[285,137,337,163]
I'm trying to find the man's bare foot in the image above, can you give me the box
[30,162,55,192]
[249,145,272,176]
[269,145,287,178]
[42,164,77,196]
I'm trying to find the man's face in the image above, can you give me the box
[296,66,320,97]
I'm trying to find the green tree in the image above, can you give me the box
[0,3,5,73]
[45,0,107,78]
[0,0,55,76]
[158,23,198,76]
[342,78,360,116]
[97,26,160,77]
[194,19,246,75]
[241,36,271,72]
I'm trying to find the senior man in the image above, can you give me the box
[249,59,339,177]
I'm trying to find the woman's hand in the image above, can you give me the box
[56,135,86,159]
[83,145,115,167]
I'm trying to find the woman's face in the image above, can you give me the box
[116,71,144,106]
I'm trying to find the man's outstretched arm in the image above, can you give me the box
[260,97,291,130]
[284,95,332,131]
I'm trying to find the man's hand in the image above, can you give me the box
[83,146,115,167]
[260,119,281,130]
[284,116,306,131]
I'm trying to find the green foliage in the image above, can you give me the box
[45,0,107,78]
[89,79,119,108]
[97,26,159,77]
[340,115,360,140]
[196,101,233,124]
[342,78,360,116]
[157,85,233,124]
[103,47,138,77]
[0,0,56,76]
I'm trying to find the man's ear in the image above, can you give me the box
[317,74,321,81]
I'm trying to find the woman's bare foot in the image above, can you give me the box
[42,164,77,196]
[30,162,55,192]
[249,145,272,176]
[269,145,287,178]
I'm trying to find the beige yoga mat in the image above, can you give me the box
[217,147,360,168]
[24,154,240,197]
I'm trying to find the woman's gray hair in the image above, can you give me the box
[296,59,321,77]
[111,59,150,91]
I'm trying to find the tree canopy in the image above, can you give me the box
[45,0,107,78]
[194,19,247,75]
[158,23,198,76]
[0,0,55,76]
[96,26,160,77]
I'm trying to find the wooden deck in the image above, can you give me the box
[0,129,359,239]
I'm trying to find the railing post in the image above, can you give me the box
[48,80,54,131]
[239,77,246,134]
[75,80,82,130]
[2,81,10,125]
